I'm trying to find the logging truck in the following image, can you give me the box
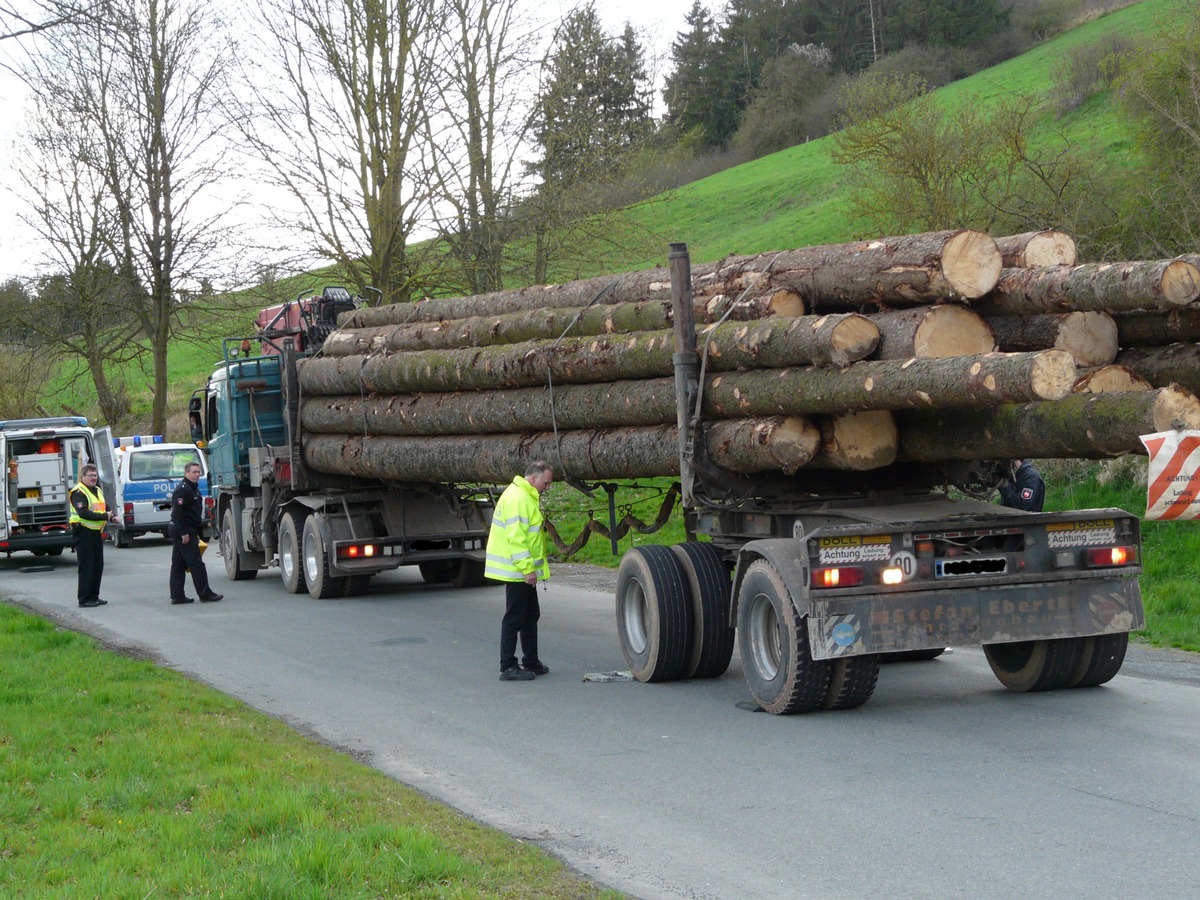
[612,244,1146,712]
[189,287,494,599]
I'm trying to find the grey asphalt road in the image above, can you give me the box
[3,541,1199,899]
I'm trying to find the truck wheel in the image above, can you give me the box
[46,547,64,557]
[615,546,692,683]
[221,509,259,581]
[821,655,881,709]
[984,638,1081,692]
[671,542,734,679]
[1068,632,1129,688]
[114,530,132,549]
[419,561,455,584]
[278,511,307,594]
[450,558,487,589]
[302,513,346,599]
[736,559,831,714]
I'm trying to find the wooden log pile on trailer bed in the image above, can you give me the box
[293,227,1200,489]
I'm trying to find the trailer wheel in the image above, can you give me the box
[615,546,692,683]
[737,559,831,714]
[1068,632,1129,688]
[278,511,307,594]
[984,638,1082,692]
[302,513,346,599]
[114,529,133,549]
[221,509,258,581]
[821,655,881,710]
[449,558,487,589]
[671,542,734,679]
[46,547,63,557]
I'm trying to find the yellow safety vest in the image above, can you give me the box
[69,482,107,531]
[485,476,550,583]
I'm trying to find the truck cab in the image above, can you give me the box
[111,435,211,547]
[0,416,116,557]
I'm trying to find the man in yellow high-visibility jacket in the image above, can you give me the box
[486,460,553,681]
[69,463,118,608]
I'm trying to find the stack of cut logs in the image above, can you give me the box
[293,228,1200,486]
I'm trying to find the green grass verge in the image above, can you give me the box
[0,605,622,898]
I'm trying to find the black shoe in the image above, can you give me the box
[95,598,108,605]
[523,660,550,676]
[199,592,223,603]
[171,596,195,604]
[79,599,103,608]
[499,666,536,681]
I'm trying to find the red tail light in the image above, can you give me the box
[811,566,864,588]
[1085,546,1136,568]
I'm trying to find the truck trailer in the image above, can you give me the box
[612,245,1145,712]
[190,287,494,599]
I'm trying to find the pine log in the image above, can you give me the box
[897,387,1200,460]
[302,416,819,482]
[1112,342,1200,395]
[297,350,1076,437]
[811,411,897,470]
[322,295,807,357]
[1112,309,1200,346]
[340,229,1002,329]
[986,311,1118,366]
[871,305,995,359]
[974,259,1200,315]
[299,315,881,396]
[994,230,1076,267]
[1073,366,1152,394]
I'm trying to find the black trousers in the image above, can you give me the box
[170,532,212,600]
[74,526,104,604]
[500,581,541,671]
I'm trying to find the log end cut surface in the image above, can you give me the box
[942,230,1003,299]
[1153,386,1200,431]
[829,314,881,365]
[1030,349,1079,400]
[1074,366,1152,394]
[1163,259,1200,306]
[914,305,995,357]
[1023,231,1077,267]
[1055,311,1119,367]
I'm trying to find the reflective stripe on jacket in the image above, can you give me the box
[485,475,550,582]
[69,482,107,531]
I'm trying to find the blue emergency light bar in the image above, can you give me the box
[113,434,165,448]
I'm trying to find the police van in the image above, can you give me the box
[112,436,210,547]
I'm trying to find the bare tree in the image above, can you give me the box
[423,0,534,295]
[240,0,441,305]
[14,0,233,433]
[0,0,92,42]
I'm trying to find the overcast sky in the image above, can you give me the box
[0,0,702,283]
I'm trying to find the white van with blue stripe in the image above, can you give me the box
[112,436,210,547]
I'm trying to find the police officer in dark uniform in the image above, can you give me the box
[70,463,118,607]
[998,459,1045,512]
[169,461,223,604]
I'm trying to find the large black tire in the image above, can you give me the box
[46,546,64,557]
[221,508,259,581]
[671,542,734,679]
[1068,632,1129,688]
[114,529,133,549]
[615,546,693,683]
[449,558,488,588]
[418,561,455,584]
[984,637,1082,692]
[821,655,881,709]
[278,510,307,594]
[302,513,345,599]
[736,559,831,714]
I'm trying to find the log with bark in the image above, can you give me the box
[296,350,1076,437]
[1112,342,1200,395]
[323,294,808,357]
[339,229,1003,329]
[994,230,1077,268]
[897,387,1200,460]
[812,411,897,470]
[1112,309,1200,347]
[871,305,995,359]
[986,311,1118,366]
[302,416,820,483]
[299,314,881,395]
[973,259,1200,315]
